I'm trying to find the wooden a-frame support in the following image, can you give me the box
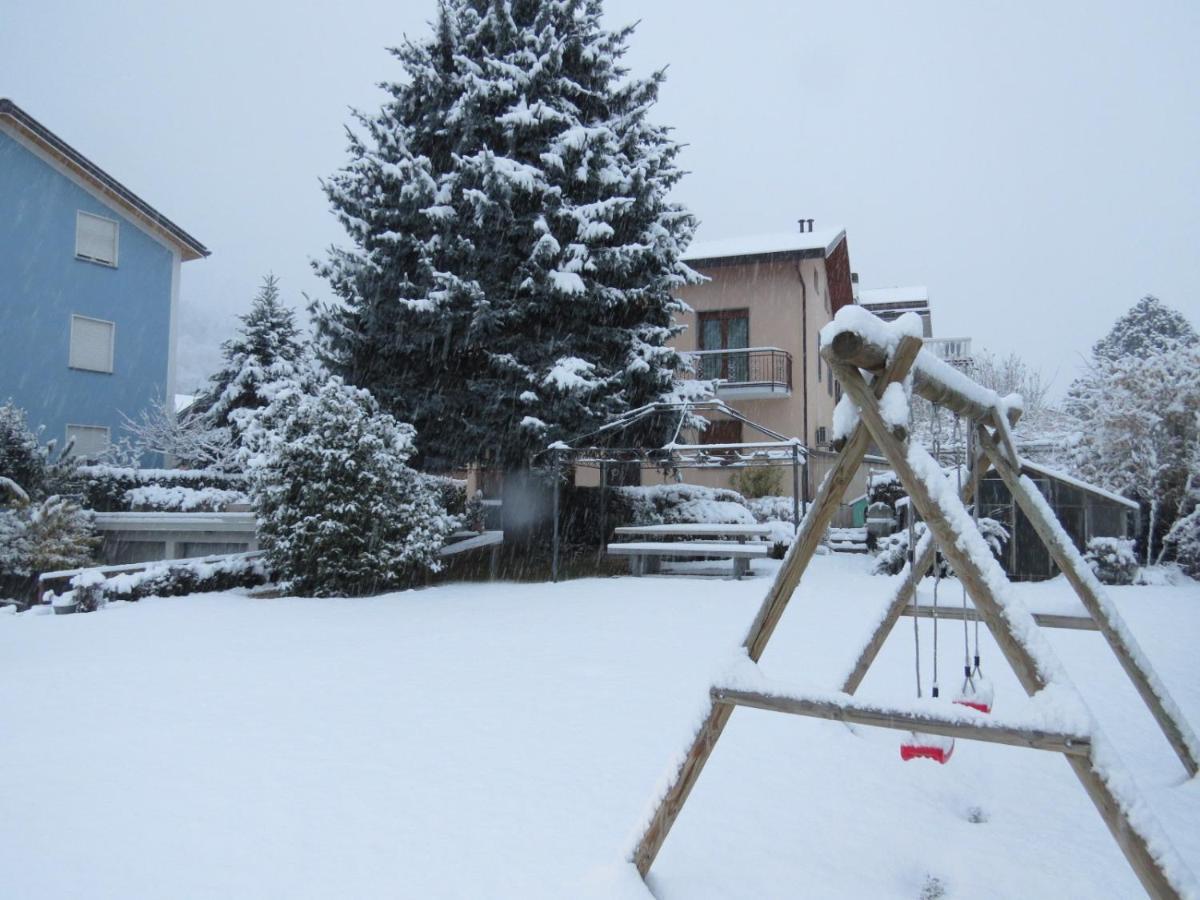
[630,334,1197,899]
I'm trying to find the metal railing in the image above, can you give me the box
[686,347,792,393]
[923,337,972,363]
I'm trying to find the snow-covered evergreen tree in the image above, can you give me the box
[1091,295,1198,362]
[314,0,704,471]
[244,377,459,596]
[192,275,307,456]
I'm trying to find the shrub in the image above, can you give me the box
[616,483,755,525]
[245,378,460,596]
[872,517,1008,577]
[1084,537,1139,585]
[730,467,783,499]
[48,554,270,611]
[124,484,249,512]
[75,466,248,512]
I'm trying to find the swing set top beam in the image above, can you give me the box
[826,327,1022,427]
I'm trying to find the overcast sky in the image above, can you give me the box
[5,0,1198,395]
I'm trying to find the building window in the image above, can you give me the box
[699,308,749,382]
[69,314,115,373]
[75,211,119,266]
[66,424,110,460]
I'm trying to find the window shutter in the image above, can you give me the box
[76,212,118,264]
[70,316,115,372]
[65,425,110,460]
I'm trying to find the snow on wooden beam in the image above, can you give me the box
[825,328,1022,427]
[710,687,1093,756]
[900,604,1099,631]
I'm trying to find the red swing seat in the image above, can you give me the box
[953,675,994,714]
[900,732,955,764]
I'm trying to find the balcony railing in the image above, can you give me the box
[686,347,792,397]
[923,337,972,363]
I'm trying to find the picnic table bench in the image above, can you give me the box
[607,523,773,578]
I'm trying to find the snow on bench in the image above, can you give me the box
[606,540,769,578]
[612,523,771,540]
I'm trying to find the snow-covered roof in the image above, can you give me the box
[1020,461,1140,510]
[682,229,846,263]
[858,286,929,304]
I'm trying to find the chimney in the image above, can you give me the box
[798,218,814,233]
[807,218,815,232]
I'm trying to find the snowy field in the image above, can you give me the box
[3,555,1198,899]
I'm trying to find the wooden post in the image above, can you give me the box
[975,425,1200,777]
[829,357,1188,900]
[791,444,801,531]
[598,460,608,565]
[551,451,561,584]
[630,336,924,877]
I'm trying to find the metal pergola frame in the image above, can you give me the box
[533,400,809,582]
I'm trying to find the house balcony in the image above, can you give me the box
[923,337,972,364]
[687,347,792,399]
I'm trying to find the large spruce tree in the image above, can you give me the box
[314,0,702,471]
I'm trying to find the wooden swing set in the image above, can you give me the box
[629,328,1199,898]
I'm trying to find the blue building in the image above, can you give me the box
[0,99,208,462]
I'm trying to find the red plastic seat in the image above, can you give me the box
[900,732,954,764]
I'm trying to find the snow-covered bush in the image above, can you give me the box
[868,471,906,507]
[872,518,1008,577]
[48,554,270,611]
[76,466,248,512]
[1165,509,1200,579]
[1083,537,1139,586]
[124,484,249,512]
[245,378,459,597]
[747,495,797,524]
[616,484,755,526]
[1,403,97,601]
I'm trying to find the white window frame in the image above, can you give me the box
[65,424,111,461]
[75,210,120,267]
[69,314,116,374]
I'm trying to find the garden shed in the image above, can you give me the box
[977,460,1139,581]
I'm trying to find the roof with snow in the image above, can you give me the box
[0,98,209,261]
[682,229,846,265]
[858,286,929,304]
[1020,460,1140,511]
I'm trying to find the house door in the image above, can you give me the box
[699,309,749,382]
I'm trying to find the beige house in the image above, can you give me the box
[629,225,864,503]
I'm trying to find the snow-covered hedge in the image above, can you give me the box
[76,466,248,512]
[616,483,756,526]
[47,554,269,612]
[124,484,250,512]
[1083,537,1139,586]
[872,517,1009,577]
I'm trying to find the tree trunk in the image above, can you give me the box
[1146,498,1158,566]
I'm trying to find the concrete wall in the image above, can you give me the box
[0,125,177,463]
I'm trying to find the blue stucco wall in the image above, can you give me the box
[0,127,175,461]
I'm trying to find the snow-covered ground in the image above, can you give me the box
[2,555,1198,899]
